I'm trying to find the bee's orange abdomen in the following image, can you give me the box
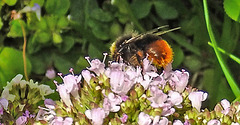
[146,40,173,68]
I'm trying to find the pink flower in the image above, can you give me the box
[121,95,128,102]
[159,117,168,125]
[120,114,128,123]
[63,74,81,99]
[220,99,230,115]
[147,86,168,108]
[138,112,152,125]
[173,120,183,125]
[109,70,134,95]
[45,68,56,79]
[63,117,73,125]
[87,58,105,76]
[189,91,208,112]
[184,120,191,125]
[44,99,56,109]
[55,84,72,107]
[103,93,122,112]
[0,98,8,115]
[170,70,189,93]
[152,116,160,125]
[142,57,157,74]
[81,70,94,85]
[167,91,183,106]
[51,117,73,125]
[36,106,56,122]
[207,119,221,125]
[85,108,106,125]
[140,74,152,90]
[16,116,27,125]
[161,106,175,116]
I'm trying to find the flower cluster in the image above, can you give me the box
[0,74,54,124]
[0,55,240,124]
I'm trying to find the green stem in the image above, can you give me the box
[203,0,240,97]
[208,42,240,64]
[19,20,29,81]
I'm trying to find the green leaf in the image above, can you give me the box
[75,56,89,71]
[30,55,48,74]
[45,0,70,15]
[27,35,42,54]
[88,20,110,40]
[0,18,3,30]
[5,0,17,6]
[130,0,152,19]
[53,54,73,74]
[224,0,240,22]
[172,45,184,68]
[90,8,113,22]
[35,30,51,44]
[183,55,201,72]
[111,0,129,14]
[202,69,234,108]
[46,15,57,31]
[59,36,75,53]
[53,32,63,44]
[57,16,69,29]
[88,43,103,58]
[7,20,25,38]
[30,0,45,6]
[154,1,178,19]
[37,17,48,30]
[0,47,32,88]
[109,22,123,40]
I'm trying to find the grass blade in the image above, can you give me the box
[203,0,240,97]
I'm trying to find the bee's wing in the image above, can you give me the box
[154,27,181,36]
[123,26,180,44]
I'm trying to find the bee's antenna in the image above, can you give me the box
[154,27,181,36]
[145,25,169,34]
[156,25,169,30]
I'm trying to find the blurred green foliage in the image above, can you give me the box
[0,0,239,108]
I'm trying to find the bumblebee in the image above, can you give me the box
[110,26,180,68]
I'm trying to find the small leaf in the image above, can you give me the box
[35,30,51,44]
[46,15,57,31]
[154,1,178,20]
[59,36,75,53]
[109,22,123,40]
[5,0,17,6]
[7,20,25,38]
[224,0,240,22]
[37,17,48,30]
[45,0,70,15]
[90,9,113,22]
[111,0,129,14]
[88,20,110,40]
[131,0,152,19]
[53,32,62,44]
[57,16,69,29]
